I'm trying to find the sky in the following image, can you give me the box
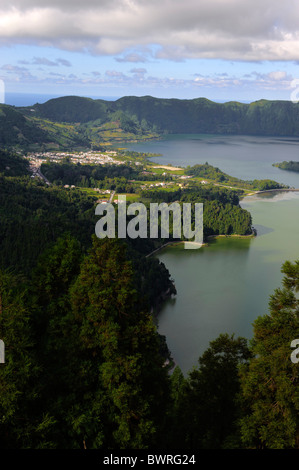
[1,0,299,104]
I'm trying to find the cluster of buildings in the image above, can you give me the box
[140,182,176,190]
[24,150,123,168]
[23,149,209,194]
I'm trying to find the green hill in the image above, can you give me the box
[113,96,299,135]
[23,95,299,136]
[0,104,49,147]
[1,95,299,151]
[0,148,29,176]
[26,95,110,123]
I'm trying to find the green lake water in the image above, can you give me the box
[123,135,299,374]
[156,191,299,374]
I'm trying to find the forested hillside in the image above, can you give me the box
[27,95,299,136]
[0,249,298,449]
[2,96,299,150]
[0,172,175,310]
[0,149,298,449]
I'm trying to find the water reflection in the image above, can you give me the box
[252,225,274,237]
[156,192,299,375]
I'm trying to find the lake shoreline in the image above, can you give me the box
[206,232,256,240]
[147,231,256,258]
[123,135,299,374]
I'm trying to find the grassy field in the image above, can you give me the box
[76,187,104,198]
[114,193,141,202]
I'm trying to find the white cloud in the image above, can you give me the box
[56,58,72,67]
[0,63,36,81]
[0,60,295,99]
[267,71,287,81]
[115,52,149,63]
[130,68,147,74]
[33,57,59,66]
[1,0,299,61]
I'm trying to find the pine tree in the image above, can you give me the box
[28,234,85,448]
[163,334,251,449]
[69,236,170,449]
[0,270,41,448]
[239,260,299,448]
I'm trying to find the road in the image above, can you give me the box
[109,190,115,203]
[29,163,51,185]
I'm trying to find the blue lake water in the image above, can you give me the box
[122,134,299,188]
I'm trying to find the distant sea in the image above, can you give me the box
[4,92,119,107]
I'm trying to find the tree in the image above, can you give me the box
[159,365,189,449]
[187,334,251,449]
[0,270,42,448]
[164,334,251,449]
[239,260,299,449]
[28,235,85,448]
[68,236,170,449]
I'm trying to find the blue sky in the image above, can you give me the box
[1,0,299,103]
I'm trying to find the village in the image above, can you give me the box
[24,149,124,168]
[23,148,209,199]
[24,149,129,188]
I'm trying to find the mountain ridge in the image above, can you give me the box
[1,95,299,150]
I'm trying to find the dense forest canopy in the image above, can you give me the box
[0,142,298,449]
[27,95,299,136]
[0,248,298,448]
[185,163,285,190]
[273,160,299,173]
